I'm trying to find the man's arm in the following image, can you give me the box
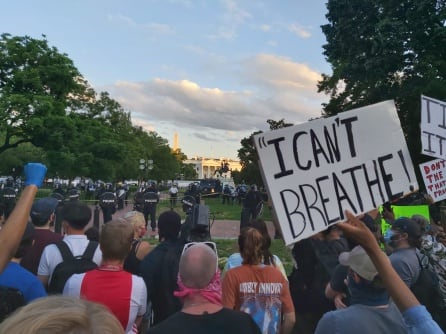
[38,274,50,289]
[0,163,46,273]
[337,210,419,311]
[281,311,296,334]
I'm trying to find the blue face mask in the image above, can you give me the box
[383,229,394,243]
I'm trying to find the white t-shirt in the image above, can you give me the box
[37,234,102,283]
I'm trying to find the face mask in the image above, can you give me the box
[389,231,404,248]
[383,229,394,243]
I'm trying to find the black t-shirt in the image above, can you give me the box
[147,308,262,334]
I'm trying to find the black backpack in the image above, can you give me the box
[48,241,99,294]
[0,286,25,322]
[410,254,445,318]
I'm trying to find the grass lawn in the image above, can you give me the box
[157,194,273,221]
[214,238,294,276]
[145,238,294,276]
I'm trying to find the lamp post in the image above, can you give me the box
[139,159,154,183]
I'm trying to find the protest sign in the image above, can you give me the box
[421,95,446,160]
[380,204,430,237]
[419,158,446,202]
[254,100,418,245]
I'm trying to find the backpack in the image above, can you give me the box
[0,286,25,322]
[48,241,99,294]
[410,254,445,318]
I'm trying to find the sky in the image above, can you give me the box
[1,0,332,160]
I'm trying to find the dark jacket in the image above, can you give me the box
[140,239,183,325]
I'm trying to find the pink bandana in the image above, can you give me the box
[174,270,222,305]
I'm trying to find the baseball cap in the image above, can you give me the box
[392,217,422,239]
[30,197,59,225]
[339,246,378,281]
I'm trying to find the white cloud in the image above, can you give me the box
[260,24,272,32]
[109,54,327,127]
[288,23,311,38]
[105,53,328,158]
[107,14,174,34]
[207,0,252,40]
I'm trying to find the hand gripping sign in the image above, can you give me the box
[254,100,418,245]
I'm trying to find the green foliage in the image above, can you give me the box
[237,119,294,187]
[0,34,184,182]
[319,0,446,186]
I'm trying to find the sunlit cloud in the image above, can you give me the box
[107,53,327,139]
[288,23,311,38]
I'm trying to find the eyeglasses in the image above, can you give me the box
[182,241,219,272]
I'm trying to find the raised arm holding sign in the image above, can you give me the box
[255,100,418,245]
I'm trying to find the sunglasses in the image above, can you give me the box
[182,241,218,272]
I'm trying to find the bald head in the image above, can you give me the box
[179,244,217,289]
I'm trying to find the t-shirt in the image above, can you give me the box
[63,269,147,334]
[0,262,47,303]
[390,248,421,287]
[315,302,407,334]
[169,186,178,195]
[38,235,102,283]
[21,229,63,275]
[222,253,287,280]
[222,264,294,334]
[420,235,446,305]
[147,308,262,334]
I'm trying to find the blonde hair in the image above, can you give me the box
[122,211,145,230]
[0,296,124,334]
[100,220,134,261]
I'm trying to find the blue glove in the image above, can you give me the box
[24,163,47,188]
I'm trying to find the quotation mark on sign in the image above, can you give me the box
[257,136,267,149]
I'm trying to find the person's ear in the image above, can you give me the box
[352,271,361,283]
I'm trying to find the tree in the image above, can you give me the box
[0,34,182,182]
[237,119,294,186]
[319,0,446,185]
[0,33,93,154]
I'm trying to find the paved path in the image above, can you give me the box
[87,203,276,239]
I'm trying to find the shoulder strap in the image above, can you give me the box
[134,239,141,253]
[415,252,426,269]
[56,241,74,261]
[82,241,99,260]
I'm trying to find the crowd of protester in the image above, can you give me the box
[0,163,445,333]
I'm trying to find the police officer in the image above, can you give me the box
[143,182,159,231]
[240,184,262,230]
[115,182,126,210]
[0,187,17,220]
[99,191,117,224]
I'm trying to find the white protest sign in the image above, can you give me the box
[421,95,446,160]
[254,100,418,245]
[419,158,446,203]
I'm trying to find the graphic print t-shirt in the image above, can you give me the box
[222,264,294,334]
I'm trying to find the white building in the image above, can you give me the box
[184,157,242,179]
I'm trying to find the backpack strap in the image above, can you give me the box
[82,241,99,260]
[56,241,75,261]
